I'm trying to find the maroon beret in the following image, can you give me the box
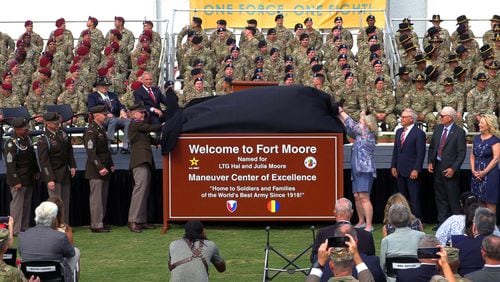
[65,78,74,87]
[141,46,151,53]
[110,41,119,52]
[88,16,98,26]
[114,16,125,23]
[80,29,90,37]
[72,56,81,64]
[25,20,33,27]
[137,56,148,65]
[97,67,108,77]
[110,29,122,40]
[2,71,12,80]
[32,80,41,91]
[55,18,65,27]
[76,46,90,56]
[2,83,12,91]
[8,60,18,69]
[81,39,91,48]
[69,64,79,73]
[104,46,113,56]
[39,56,51,67]
[106,60,115,69]
[38,67,52,77]
[136,69,145,77]
[54,28,64,37]
[131,81,142,91]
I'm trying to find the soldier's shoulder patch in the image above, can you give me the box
[6,152,13,163]
[87,139,93,149]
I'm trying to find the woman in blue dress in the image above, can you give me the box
[470,114,500,214]
[338,107,378,232]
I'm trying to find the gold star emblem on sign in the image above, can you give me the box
[189,157,199,166]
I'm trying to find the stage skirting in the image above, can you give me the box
[0,145,473,226]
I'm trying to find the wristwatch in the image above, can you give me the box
[312,261,324,270]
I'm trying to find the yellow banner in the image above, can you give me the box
[189,0,387,29]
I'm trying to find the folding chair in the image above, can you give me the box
[20,260,67,282]
[2,248,17,267]
[385,256,420,278]
[45,104,87,136]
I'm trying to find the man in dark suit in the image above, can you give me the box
[453,207,496,276]
[391,108,426,218]
[127,103,163,233]
[19,201,77,279]
[396,235,439,282]
[465,235,500,281]
[133,71,169,125]
[427,106,466,229]
[88,76,130,154]
[311,198,375,263]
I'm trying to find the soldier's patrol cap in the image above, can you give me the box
[413,74,427,82]
[1,83,12,91]
[427,27,439,37]
[43,112,60,122]
[337,54,348,61]
[191,68,202,76]
[217,27,226,33]
[275,14,284,21]
[311,64,323,72]
[269,48,279,56]
[330,247,352,262]
[429,36,443,43]
[194,77,204,83]
[443,77,455,85]
[425,65,438,78]
[369,44,381,52]
[304,17,313,23]
[217,19,227,25]
[0,228,9,245]
[247,19,257,25]
[480,44,492,54]
[444,247,459,263]
[403,43,416,52]
[258,40,267,48]
[341,64,351,70]
[453,66,467,77]
[187,30,196,37]
[430,15,443,22]
[368,34,378,41]
[485,61,499,70]
[307,47,316,54]
[226,37,236,46]
[11,117,28,128]
[128,102,146,112]
[313,73,325,79]
[456,15,469,25]
[398,23,410,32]
[338,44,348,51]
[285,65,294,73]
[344,72,354,80]
[254,56,264,63]
[284,73,294,80]
[223,76,233,83]
[284,55,293,62]
[455,45,468,55]
[366,15,375,21]
[334,16,343,22]
[372,60,383,66]
[309,56,320,64]
[491,15,500,22]
[395,66,410,76]
[446,54,458,63]
[294,23,303,31]
[459,33,473,42]
[374,77,384,84]
[267,28,276,35]
[414,54,425,64]
[254,68,263,73]
[299,33,309,41]
[191,36,202,45]
[192,17,202,25]
[89,105,108,114]
[474,72,488,81]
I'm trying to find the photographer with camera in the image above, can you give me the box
[307,233,375,282]
[0,216,40,282]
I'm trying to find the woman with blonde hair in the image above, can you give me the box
[470,114,500,213]
[382,193,423,237]
[337,107,377,232]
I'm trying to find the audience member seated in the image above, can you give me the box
[168,221,226,281]
[307,234,374,282]
[318,223,386,282]
[380,204,425,276]
[382,193,423,237]
[465,235,500,281]
[452,207,496,276]
[397,235,440,282]
[18,201,77,281]
[430,246,471,282]
[311,198,375,263]
[0,217,39,282]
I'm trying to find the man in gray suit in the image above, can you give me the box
[307,234,374,282]
[18,201,78,280]
[427,106,466,230]
[465,235,500,281]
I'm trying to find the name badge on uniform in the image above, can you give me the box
[87,140,93,149]
[6,152,13,163]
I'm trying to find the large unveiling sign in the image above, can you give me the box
[189,0,386,29]
[162,133,343,228]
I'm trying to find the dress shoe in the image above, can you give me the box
[140,223,156,229]
[120,148,130,154]
[90,227,110,233]
[128,222,142,233]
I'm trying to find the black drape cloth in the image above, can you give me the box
[0,169,472,227]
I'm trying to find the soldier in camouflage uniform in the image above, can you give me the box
[482,15,499,46]
[0,227,31,281]
[229,47,249,81]
[357,15,384,49]
[239,19,264,46]
[403,74,436,132]
[177,17,209,50]
[273,14,293,45]
[325,16,353,49]
[453,66,474,97]
[25,81,53,124]
[335,72,366,121]
[266,28,285,53]
[108,17,135,54]
[240,27,260,65]
[215,64,234,93]
[79,17,105,62]
[303,17,322,50]
[35,67,60,104]
[456,45,474,77]
[49,18,74,52]
[0,83,20,108]
[8,62,28,103]
[424,65,441,96]
[286,24,304,57]
[424,45,445,73]
[451,16,476,48]
[0,31,15,60]
[424,15,452,52]
[211,28,232,68]
[75,45,98,94]
[182,36,215,78]
[208,19,234,48]
[181,78,212,106]
[435,77,464,126]
[364,60,392,92]
[442,54,460,80]
[485,61,499,94]
[57,78,87,126]
[3,118,39,235]
[367,77,397,131]
[263,48,284,82]
[466,73,496,131]
[394,66,413,115]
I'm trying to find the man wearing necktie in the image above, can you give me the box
[391,108,426,218]
[428,106,466,230]
[133,72,170,125]
[87,76,130,154]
